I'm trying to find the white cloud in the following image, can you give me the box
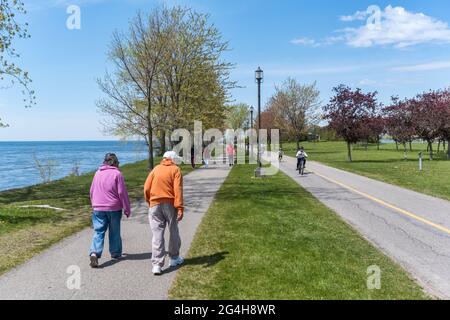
[358,79,377,86]
[391,60,450,72]
[292,5,450,49]
[290,35,344,47]
[289,37,317,46]
[344,5,450,48]
[340,10,367,22]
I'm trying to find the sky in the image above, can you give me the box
[2,0,450,140]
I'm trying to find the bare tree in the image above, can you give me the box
[33,153,58,183]
[97,6,234,169]
[98,9,169,170]
[71,160,81,176]
[268,78,321,149]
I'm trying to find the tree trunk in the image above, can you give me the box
[279,128,283,149]
[395,141,399,151]
[409,141,412,152]
[377,136,380,150]
[160,130,166,156]
[296,139,300,150]
[147,102,154,170]
[448,140,450,159]
[438,140,441,153]
[428,140,433,161]
[347,141,352,162]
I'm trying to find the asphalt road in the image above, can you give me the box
[279,156,450,299]
[0,164,230,300]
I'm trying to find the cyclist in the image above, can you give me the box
[296,147,308,173]
[278,148,283,162]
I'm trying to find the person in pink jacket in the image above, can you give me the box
[226,143,235,167]
[89,153,131,268]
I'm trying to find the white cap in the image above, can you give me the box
[163,151,178,160]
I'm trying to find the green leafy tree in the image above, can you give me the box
[98,6,234,168]
[225,103,250,130]
[0,0,35,127]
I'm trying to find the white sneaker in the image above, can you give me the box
[169,256,184,267]
[152,265,162,275]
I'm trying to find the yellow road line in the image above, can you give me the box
[311,170,450,236]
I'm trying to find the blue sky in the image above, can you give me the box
[2,0,450,140]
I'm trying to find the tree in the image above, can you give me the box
[435,89,450,159]
[359,114,384,150]
[97,6,234,169]
[324,85,379,162]
[0,0,35,127]
[410,91,442,160]
[159,7,234,134]
[256,107,277,145]
[268,78,321,149]
[368,115,385,150]
[383,97,416,159]
[97,10,168,169]
[258,108,276,131]
[225,103,250,130]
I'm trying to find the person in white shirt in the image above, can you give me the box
[296,147,308,170]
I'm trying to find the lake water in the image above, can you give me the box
[0,141,149,192]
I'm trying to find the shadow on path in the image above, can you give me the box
[99,251,229,271]
[99,252,152,268]
[162,251,229,275]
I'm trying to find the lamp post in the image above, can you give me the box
[249,106,254,158]
[255,67,263,177]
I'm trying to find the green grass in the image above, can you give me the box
[169,164,428,300]
[0,159,192,275]
[283,141,450,201]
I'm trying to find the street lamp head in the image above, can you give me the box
[255,67,264,82]
[250,106,254,113]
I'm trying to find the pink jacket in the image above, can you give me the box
[226,144,235,156]
[90,165,131,217]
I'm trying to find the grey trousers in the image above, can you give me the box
[149,203,181,267]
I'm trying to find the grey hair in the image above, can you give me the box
[104,153,119,167]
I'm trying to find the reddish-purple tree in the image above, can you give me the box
[410,91,443,160]
[383,97,416,158]
[324,85,379,162]
[368,115,385,150]
[435,89,450,159]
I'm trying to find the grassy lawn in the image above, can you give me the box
[0,159,192,275]
[283,141,450,201]
[169,164,428,300]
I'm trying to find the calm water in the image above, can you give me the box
[0,141,149,192]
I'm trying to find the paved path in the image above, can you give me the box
[279,156,450,299]
[0,164,230,300]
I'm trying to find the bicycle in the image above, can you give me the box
[297,158,306,175]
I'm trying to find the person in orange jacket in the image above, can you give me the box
[144,151,184,275]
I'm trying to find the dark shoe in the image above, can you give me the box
[90,253,99,268]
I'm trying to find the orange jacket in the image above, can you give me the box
[144,159,184,212]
